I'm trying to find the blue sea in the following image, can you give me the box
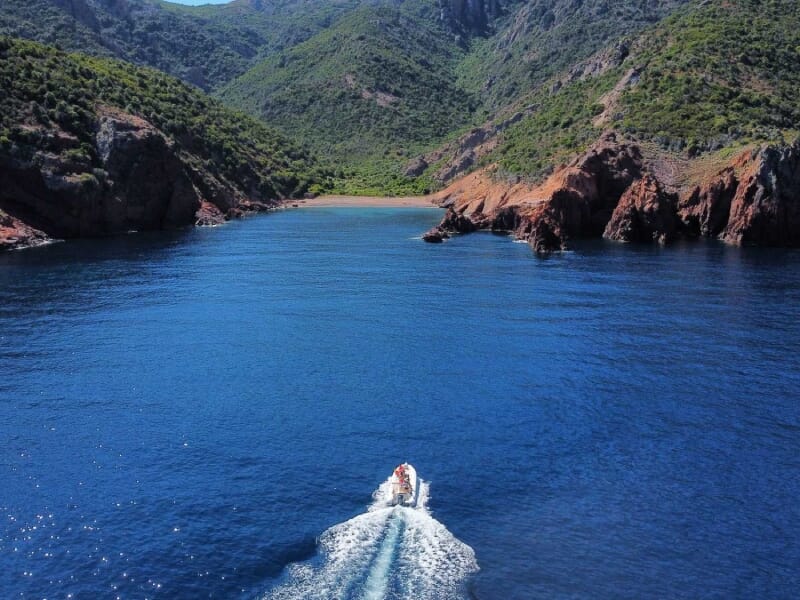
[1,207,799,599]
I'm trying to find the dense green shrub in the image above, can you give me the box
[619,0,800,149]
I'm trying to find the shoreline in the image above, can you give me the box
[284,195,439,208]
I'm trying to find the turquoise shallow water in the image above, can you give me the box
[1,207,799,599]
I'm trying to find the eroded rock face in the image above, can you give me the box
[404,157,429,178]
[422,228,448,243]
[95,113,200,233]
[0,111,199,245]
[604,174,678,244]
[426,134,800,253]
[440,207,479,233]
[677,141,800,246]
[0,109,276,250]
[421,207,476,243]
[0,208,50,250]
[678,169,737,238]
[194,201,227,227]
[413,109,529,185]
[721,142,800,246]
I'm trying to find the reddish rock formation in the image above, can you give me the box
[194,201,226,227]
[426,132,643,252]
[678,169,737,238]
[422,228,448,243]
[0,208,50,250]
[604,174,678,244]
[676,141,800,246]
[720,142,800,246]
[426,133,800,253]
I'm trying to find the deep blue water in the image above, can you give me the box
[1,207,799,599]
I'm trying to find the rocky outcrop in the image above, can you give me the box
[404,157,429,178]
[678,169,737,238]
[720,143,800,246]
[422,227,448,243]
[94,112,200,232]
[409,108,531,185]
[677,141,800,246]
[425,133,800,253]
[194,201,226,227]
[0,208,50,250]
[0,109,278,250]
[603,175,678,244]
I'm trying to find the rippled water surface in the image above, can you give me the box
[1,208,799,599]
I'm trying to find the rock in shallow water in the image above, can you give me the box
[422,227,449,243]
[0,208,50,250]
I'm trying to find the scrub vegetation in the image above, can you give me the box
[0,36,330,198]
[484,0,800,180]
[619,0,800,153]
[220,6,477,185]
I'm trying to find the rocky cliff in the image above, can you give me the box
[0,109,279,250]
[603,175,678,245]
[424,133,800,252]
[712,144,800,246]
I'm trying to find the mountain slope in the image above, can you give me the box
[486,0,800,180]
[457,0,691,110]
[618,0,800,151]
[3,0,799,213]
[0,0,502,93]
[0,0,377,91]
[0,36,328,249]
[2,1,698,195]
[219,0,699,192]
[220,5,479,193]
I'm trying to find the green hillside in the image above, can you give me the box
[0,0,376,91]
[473,0,800,180]
[619,0,800,152]
[0,36,328,199]
[220,5,479,193]
[0,0,254,90]
[218,0,705,192]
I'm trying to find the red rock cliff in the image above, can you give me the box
[425,134,800,252]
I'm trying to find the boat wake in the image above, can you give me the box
[263,477,478,600]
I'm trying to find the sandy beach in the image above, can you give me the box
[286,195,439,208]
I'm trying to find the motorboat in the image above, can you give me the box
[391,462,418,507]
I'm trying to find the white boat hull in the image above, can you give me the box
[390,463,419,507]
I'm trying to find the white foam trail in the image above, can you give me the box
[362,516,401,600]
[263,477,478,600]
